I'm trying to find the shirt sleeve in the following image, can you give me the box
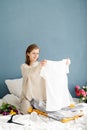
[62,59,69,74]
[21,63,31,79]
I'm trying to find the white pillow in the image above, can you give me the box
[0,99,3,106]
[3,94,20,110]
[5,78,23,98]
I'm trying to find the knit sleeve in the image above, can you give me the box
[21,63,31,79]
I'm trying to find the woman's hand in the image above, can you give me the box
[66,58,71,65]
[40,59,47,67]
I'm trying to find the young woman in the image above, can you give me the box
[20,44,47,114]
[20,43,71,114]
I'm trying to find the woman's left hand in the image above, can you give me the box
[40,59,47,66]
[66,58,71,65]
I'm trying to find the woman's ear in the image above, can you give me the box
[26,52,30,57]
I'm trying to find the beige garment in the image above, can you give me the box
[20,62,46,114]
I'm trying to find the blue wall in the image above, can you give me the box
[0,0,87,98]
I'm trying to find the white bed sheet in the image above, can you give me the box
[0,112,87,130]
[0,94,87,130]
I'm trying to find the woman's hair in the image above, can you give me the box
[25,43,40,65]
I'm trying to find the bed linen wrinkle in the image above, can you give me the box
[0,112,87,130]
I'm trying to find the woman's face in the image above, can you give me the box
[27,48,39,63]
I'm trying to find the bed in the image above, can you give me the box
[0,78,87,130]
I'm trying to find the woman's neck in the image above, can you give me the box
[30,61,35,65]
[30,61,38,66]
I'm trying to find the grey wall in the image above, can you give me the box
[0,0,87,98]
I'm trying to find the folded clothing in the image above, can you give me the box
[29,99,87,122]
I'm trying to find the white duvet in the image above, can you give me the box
[0,94,87,130]
[0,111,87,130]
